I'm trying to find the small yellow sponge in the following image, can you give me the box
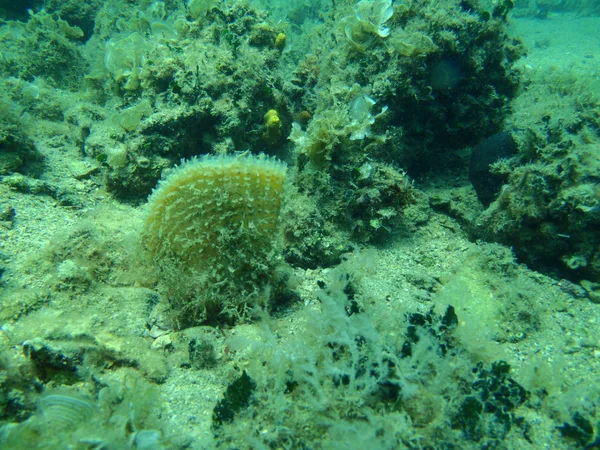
[144,153,286,265]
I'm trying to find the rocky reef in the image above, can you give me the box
[1,1,600,449]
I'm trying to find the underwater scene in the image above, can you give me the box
[0,0,599,448]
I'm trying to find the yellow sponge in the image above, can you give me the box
[143,153,287,323]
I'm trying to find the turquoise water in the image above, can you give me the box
[0,1,599,449]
